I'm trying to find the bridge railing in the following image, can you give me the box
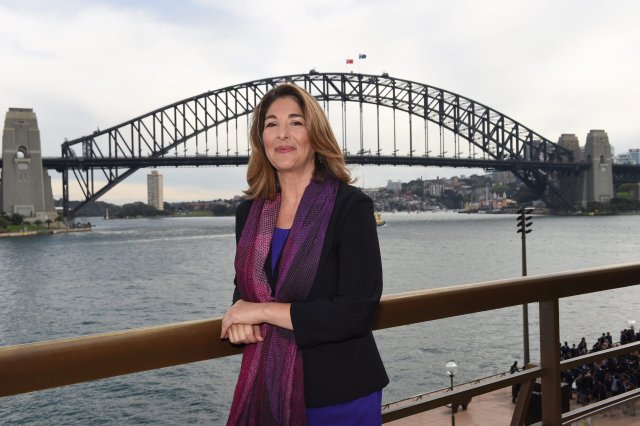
[1,262,640,425]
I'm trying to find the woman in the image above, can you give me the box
[221,83,388,425]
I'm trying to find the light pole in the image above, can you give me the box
[517,208,533,366]
[446,361,458,426]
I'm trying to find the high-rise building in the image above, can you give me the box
[614,148,640,165]
[147,170,164,210]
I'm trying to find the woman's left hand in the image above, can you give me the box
[226,324,264,344]
[221,299,264,339]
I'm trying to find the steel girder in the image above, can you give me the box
[612,164,640,184]
[60,72,582,217]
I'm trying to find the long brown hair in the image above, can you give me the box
[245,83,353,199]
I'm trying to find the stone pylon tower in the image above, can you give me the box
[583,129,614,205]
[557,133,584,208]
[1,108,57,220]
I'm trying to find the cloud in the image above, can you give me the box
[3,0,640,203]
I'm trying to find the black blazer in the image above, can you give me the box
[233,181,389,408]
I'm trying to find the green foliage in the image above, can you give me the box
[114,202,160,218]
[438,190,465,210]
[617,183,637,193]
[609,198,640,212]
[585,201,604,212]
[10,213,23,225]
[211,204,236,216]
[492,183,508,195]
[54,199,120,217]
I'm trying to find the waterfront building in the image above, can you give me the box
[147,170,164,210]
[615,148,640,165]
[386,180,402,192]
[425,182,444,197]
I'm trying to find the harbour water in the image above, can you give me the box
[1,212,640,424]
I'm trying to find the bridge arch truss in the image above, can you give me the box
[59,72,581,217]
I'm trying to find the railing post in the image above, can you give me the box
[539,299,562,424]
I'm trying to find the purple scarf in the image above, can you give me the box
[228,177,339,426]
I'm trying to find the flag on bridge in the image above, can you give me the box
[346,59,354,64]
[359,53,367,59]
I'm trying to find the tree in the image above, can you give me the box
[116,202,159,218]
[616,183,638,200]
[10,213,23,225]
[438,190,465,210]
[34,219,43,227]
[45,219,53,229]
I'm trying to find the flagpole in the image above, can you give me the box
[357,53,367,74]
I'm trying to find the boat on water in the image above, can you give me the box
[374,212,386,227]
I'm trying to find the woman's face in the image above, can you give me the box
[262,96,315,179]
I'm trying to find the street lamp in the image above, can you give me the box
[446,361,458,426]
[446,361,458,390]
[516,208,533,366]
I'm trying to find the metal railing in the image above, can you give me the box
[2,262,640,425]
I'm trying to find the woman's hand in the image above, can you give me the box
[221,299,293,342]
[221,299,265,341]
[226,324,264,344]
[221,300,263,332]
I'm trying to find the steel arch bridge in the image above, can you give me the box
[55,71,587,217]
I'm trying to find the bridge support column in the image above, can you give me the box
[1,108,57,220]
[583,130,614,207]
[557,134,583,209]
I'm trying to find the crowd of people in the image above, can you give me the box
[560,327,640,406]
[509,327,640,408]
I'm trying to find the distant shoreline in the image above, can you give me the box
[0,226,92,238]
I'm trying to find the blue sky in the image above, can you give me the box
[1,0,639,203]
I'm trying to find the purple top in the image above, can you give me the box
[271,227,290,274]
[306,390,382,425]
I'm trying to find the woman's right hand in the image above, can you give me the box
[226,323,264,345]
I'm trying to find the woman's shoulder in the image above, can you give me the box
[236,198,253,218]
[332,180,374,226]
[335,180,371,205]
[234,199,254,239]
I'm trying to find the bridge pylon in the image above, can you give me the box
[583,130,614,206]
[1,108,57,220]
[557,130,615,210]
[557,134,584,208]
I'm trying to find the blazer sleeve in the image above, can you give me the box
[232,200,252,304]
[290,193,383,349]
